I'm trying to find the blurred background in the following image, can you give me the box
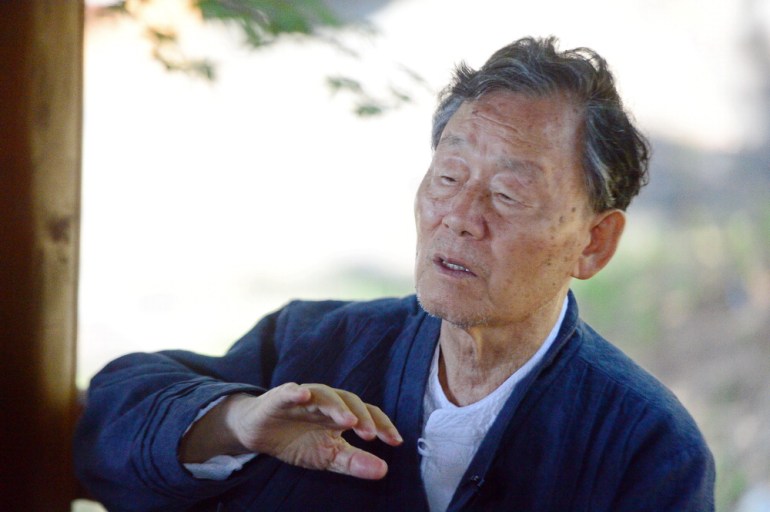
[76,0,769,510]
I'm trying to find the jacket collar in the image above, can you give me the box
[392,292,581,511]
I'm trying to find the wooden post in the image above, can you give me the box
[0,1,84,510]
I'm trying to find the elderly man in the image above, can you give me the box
[75,37,714,511]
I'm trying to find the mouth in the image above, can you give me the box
[433,255,477,277]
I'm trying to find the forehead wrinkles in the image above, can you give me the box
[475,95,579,151]
[438,101,551,183]
[443,103,556,161]
[439,103,532,152]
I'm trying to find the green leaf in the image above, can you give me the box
[327,76,363,93]
[194,0,339,45]
[355,103,383,116]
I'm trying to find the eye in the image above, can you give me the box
[432,167,462,186]
[495,191,517,204]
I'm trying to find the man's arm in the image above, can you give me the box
[74,351,266,512]
[75,353,402,511]
[74,300,402,511]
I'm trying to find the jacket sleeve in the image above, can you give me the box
[609,410,716,512]
[73,308,284,512]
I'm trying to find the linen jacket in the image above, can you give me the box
[74,293,715,511]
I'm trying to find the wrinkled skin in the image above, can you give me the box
[180,383,403,480]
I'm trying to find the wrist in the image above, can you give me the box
[179,393,255,463]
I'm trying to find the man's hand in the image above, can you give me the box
[179,383,403,480]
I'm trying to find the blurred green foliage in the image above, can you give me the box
[95,0,423,114]
[195,0,340,45]
[98,0,339,79]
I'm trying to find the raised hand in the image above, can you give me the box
[179,383,403,480]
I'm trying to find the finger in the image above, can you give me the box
[366,404,403,446]
[302,384,358,428]
[335,390,377,440]
[327,443,389,480]
[269,382,313,409]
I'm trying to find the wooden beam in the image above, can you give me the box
[0,1,84,509]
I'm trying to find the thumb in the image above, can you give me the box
[328,444,389,480]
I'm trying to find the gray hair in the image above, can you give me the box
[432,36,650,212]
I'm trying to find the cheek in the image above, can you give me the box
[545,231,586,272]
[414,190,439,258]
[415,189,445,232]
[501,227,580,276]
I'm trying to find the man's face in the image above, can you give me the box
[414,90,596,329]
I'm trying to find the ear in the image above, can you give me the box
[572,209,625,280]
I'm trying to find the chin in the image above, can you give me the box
[415,286,492,329]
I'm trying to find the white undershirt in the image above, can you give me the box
[419,297,568,512]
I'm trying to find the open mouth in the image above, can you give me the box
[435,255,476,276]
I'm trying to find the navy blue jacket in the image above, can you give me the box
[74,294,715,511]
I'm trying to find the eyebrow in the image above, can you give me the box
[499,158,544,182]
[437,134,465,148]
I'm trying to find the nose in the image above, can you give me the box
[442,185,488,239]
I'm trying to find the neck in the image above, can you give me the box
[438,294,566,406]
